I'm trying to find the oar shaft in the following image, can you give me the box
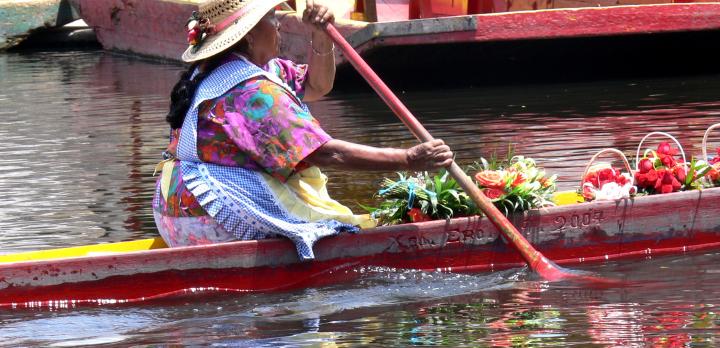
[324,24,543,270]
[327,25,433,143]
[447,162,544,267]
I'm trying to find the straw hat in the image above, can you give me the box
[182,0,285,63]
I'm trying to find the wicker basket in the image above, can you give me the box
[702,123,720,163]
[553,148,634,206]
[582,148,634,184]
[635,131,686,171]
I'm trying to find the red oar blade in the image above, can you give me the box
[530,253,625,285]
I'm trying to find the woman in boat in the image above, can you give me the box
[153,0,453,259]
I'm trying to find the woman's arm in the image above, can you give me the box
[304,139,454,171]
[301,0,335,102]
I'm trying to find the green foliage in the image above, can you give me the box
[368,155,557,226]
[685,157,712,190]
[368,171,477,226]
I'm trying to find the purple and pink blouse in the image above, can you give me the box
[154,55,332,217]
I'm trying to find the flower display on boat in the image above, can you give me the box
[707,147,720,186]
[474,170,505,189]
[367,154,557,225]
[581,164,636,201]
[635,142,711,194]
[367,171,475,225]
[708,163,720,186]
[406,207,432,223]
[471,155,557,216]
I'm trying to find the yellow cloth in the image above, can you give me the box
[552,190,585,206]
[154,159,176,202]
[262,166,377,229]
[153,159,375,229]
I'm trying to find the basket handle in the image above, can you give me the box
[702,123,720,162]
[581,148,634,186]
[634,131,687,171]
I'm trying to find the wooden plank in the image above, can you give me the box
[364,0,379,21]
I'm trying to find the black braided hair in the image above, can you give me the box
[165,57,223,129]
[166,39,251,129]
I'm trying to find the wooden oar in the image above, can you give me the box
[324,24,604,282]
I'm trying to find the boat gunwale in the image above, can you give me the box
[0,187,716,269]
[346,2,720,46]
[0,187,718,304]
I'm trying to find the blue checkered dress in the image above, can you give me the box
[176,58,357,260]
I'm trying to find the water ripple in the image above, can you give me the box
[2,50,720,346]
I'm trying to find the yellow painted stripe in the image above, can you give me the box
[0,238,168,264]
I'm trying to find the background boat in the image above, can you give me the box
[66,0,720,86]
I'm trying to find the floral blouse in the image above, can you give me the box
[154,56,332,217]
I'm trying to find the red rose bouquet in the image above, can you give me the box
[702,146,720,187]
[635,137,710,194]
[634,141,685,194]
[703,123,720,187]
[579,149,636,201]
[581,164,636,201]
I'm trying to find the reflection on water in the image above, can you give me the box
[2,50,719,251]
[1,50,720,346]
[3,253,720,347]
[0,51,176,251]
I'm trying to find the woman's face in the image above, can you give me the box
[247,10,281,65]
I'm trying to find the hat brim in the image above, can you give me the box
[181,0,286,63]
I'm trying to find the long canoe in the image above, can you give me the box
[1,188,719,308]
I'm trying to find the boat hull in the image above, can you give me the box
[2,188,720,307]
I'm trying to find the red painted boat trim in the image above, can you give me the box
[1,188,719,308]
[471,4,720,40]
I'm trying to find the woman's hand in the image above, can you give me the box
[303,0,334,31]
[406,139,454,170]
